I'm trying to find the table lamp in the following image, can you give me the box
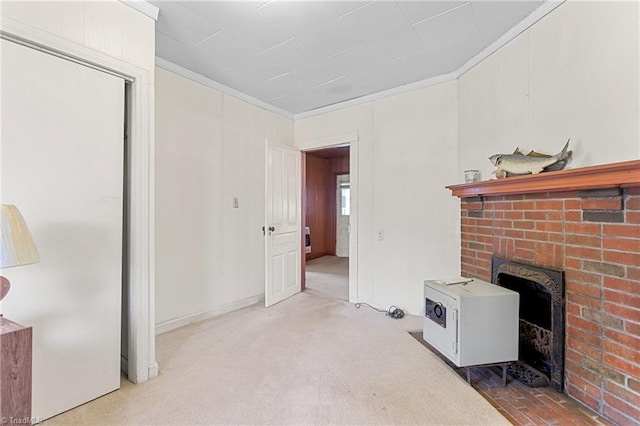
[0,205,40,306]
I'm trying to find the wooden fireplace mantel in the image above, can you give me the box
[447,160,640,198]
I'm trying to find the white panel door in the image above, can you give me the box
[335,174,350,258]
[0,39,124,420]
[265,141,301,307]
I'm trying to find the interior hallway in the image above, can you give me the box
[305,255,349,301]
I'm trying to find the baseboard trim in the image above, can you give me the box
[148,362,159,379]
[155,294,265,335]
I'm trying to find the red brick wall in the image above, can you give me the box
[460,187,640,424]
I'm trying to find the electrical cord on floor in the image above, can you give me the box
[355,302,405,319]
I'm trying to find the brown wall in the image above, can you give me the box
[305,152,349,260]
[305,154,330,260]
[459,187,640,424]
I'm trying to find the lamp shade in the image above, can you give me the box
[0,204,40,268]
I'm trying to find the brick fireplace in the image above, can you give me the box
[447,160,640,425]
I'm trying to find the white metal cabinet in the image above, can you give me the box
[423,278,519,367]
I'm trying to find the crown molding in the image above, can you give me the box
[120,0,159,21]
[293,71,458,120]
[155,57,295,120]
[155,0,566,122]
[295,0,565,120]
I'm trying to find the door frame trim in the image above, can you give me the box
[335,173,350,258]
[297,132,359,303]
[1,17,157,383]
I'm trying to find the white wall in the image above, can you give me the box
[154,67,224,327]
[0,1,155,75]
[372,83,460,313]
[458,0,640,180]
[295,82,460,314]
[295,0,640,315]
[221,95,293,305]
[154,68,293,332]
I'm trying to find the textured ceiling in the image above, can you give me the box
[152,0,549,115]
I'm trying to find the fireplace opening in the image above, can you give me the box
[492,257,565,392]
[500,276,552,375]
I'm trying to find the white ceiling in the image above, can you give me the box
[152,0,552,116]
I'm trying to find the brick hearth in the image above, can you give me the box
[448,162,640,425]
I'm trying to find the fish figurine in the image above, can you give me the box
[489,140,572,177]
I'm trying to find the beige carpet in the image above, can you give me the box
[47,270,509,425]
[305,255,349,301]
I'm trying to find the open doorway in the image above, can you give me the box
[302,146,350,301]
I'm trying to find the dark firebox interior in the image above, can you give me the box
[498,274,552,376]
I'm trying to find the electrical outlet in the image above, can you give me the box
[377,230,384,241]
[232,197,239,208]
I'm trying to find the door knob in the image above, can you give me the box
[262,226,276,236]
